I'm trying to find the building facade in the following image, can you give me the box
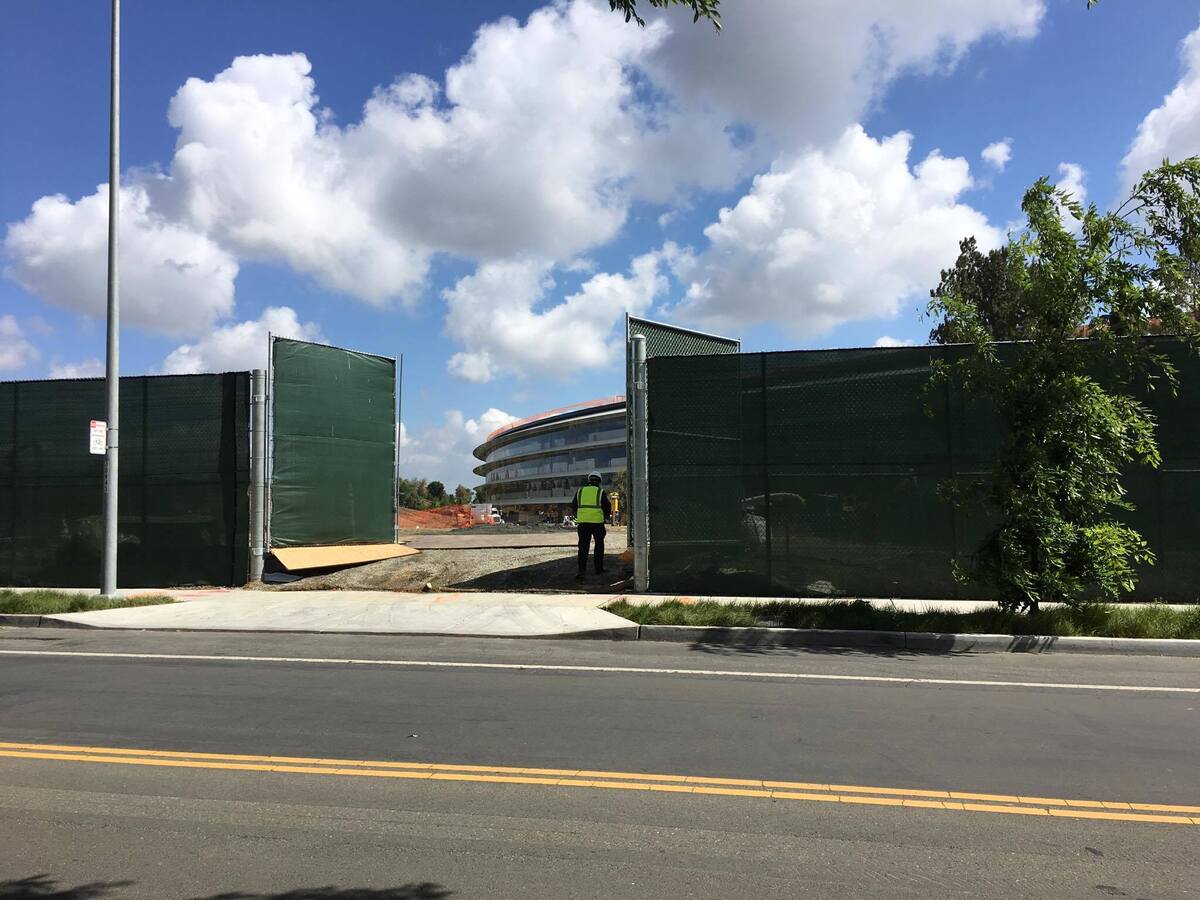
[473,396,626,524]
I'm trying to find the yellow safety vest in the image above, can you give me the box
[575,485,605,524]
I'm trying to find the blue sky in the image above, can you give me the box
[2,1,1199,485]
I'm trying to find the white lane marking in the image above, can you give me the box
[0,648,1195,693]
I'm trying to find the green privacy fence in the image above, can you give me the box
[0,373,250,587]
[646,339,1200,602]
[269,337,396,547]
[626,315,739,541]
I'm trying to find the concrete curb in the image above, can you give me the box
[27,616,640,642]
[637,624,1200,656]
[638,625,906,649]
[0,614,44,628]
[4,614,1196,656]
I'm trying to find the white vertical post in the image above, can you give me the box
[249,369,266,581]
[394,354,402,545]
[100,0,121,598]
[631,334,649,592]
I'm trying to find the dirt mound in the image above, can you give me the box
[397,505,477,530]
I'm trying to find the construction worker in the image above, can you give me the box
[572,470,611,580]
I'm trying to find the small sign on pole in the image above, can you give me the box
[89,420,107,455]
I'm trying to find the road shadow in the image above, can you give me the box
[682,630,1066,658]
[0,879,452,900]
[0,875,132,898]
[195,885,453,900]
[682,640,978,659]
[450,553,631,594]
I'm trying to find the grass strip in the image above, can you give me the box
[605,599,1200,640]
[0,589,175,616]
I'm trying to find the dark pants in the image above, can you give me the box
[577,523,606,573]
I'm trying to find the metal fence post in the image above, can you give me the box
[249,369,266,581]
[632,334,650,592]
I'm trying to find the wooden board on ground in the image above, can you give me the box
[271,544,419,572]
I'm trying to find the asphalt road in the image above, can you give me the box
[1,626,1197,899]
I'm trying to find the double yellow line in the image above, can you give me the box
[1,741,1197,827]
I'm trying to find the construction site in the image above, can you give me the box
[4,321,1200,604]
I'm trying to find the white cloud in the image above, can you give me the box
[673,126,1002,338]
[1055,162,1087,205]
[873,335,915,348]
[357,2,741,259]
[1056,162,1094,218]
[444,250,668,383]
[160,53,431,304]
[5,0,1044,373]
[646,0,1043,149]
[0,316,39,372]
[981,138,1013,171]
[447,349,499,385]
[4,183,237,335]
[400,407,517,486]
[161,306,322,374]
[48,358,104,379]
[4,8,733,333]
[1121,24,1200,188]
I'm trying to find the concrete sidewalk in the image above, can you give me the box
[6,587,1191,641]
[35,589,636,639]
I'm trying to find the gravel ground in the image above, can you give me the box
[268,529,631,593]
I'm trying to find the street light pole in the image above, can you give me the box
[100,0,120,597]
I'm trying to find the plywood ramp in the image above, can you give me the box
[271,544,419,572]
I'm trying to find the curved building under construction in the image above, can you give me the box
[472,397,625,524]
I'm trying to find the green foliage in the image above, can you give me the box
[453,484,472,505]
[0,589,174,615]
[398,476,464,510]
[610,469,628,508]
[397,477,428,509]
[929,159,1200,612]
[608,0,720,30]
[604,599,1200,639]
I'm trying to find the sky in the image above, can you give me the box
[2,0,1199,487]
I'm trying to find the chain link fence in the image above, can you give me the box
[647,339,1200,601]
[0,373,250,587]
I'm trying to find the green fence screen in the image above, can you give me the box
[647,339,1200,602]
[0,373,250,588]
[269,338,396,547]
[625,315,739,538]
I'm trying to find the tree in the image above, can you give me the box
[610,470,628,511]
[428,481,446,502]
[928,158,1200,612]
[397,477,430,510]
[608,0,720,30]
[453,484,472,506]
[928,239,1028,344]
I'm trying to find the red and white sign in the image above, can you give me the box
[89,420,107,455]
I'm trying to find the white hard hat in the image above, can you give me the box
[587,470,602,481]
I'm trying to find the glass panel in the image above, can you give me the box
[485,446,627,483]
[486,416,625,463]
